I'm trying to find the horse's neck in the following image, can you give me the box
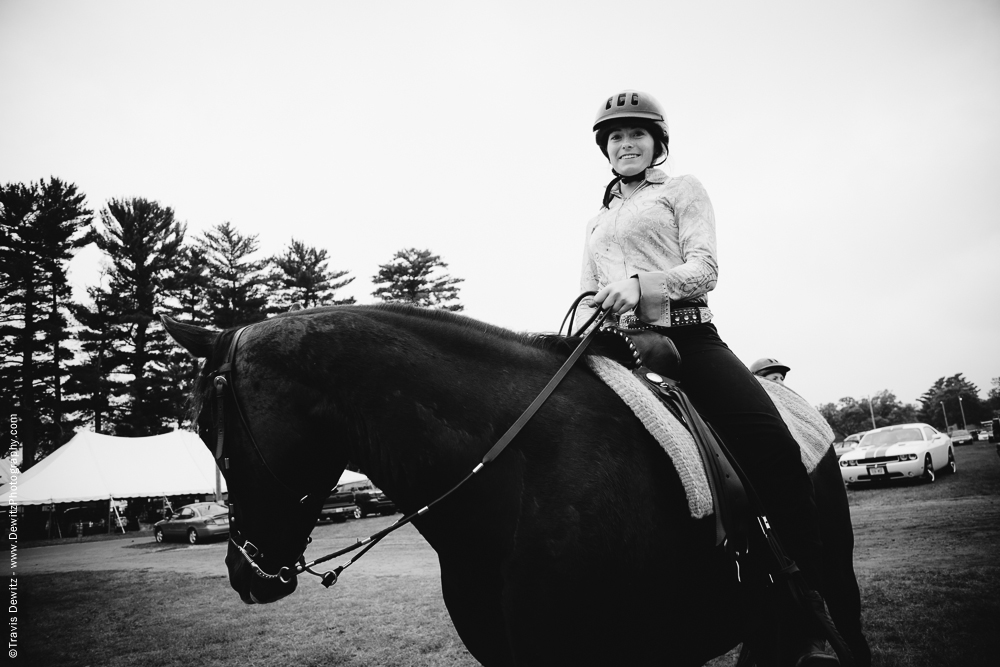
[339,339,539,518]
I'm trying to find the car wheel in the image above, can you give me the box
[922,454,935,483]
[947,449,957,474]
[352,508,362,520]
[188,529,199,544]
[155,528,164,543]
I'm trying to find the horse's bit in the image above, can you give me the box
[209,304,611,588]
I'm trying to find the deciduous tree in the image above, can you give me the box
[986,377,1000,417]
[917,374,987,431]
[817,390,917,440]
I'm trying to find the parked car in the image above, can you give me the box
[154,502,229,544]
[839,423,955,486]
[356,487,397,517]
[318,487,361,522]
[950,429,974,446]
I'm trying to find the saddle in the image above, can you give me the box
[594,322,752,565]
[588,319,855,665]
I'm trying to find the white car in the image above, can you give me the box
[839,423,956,486]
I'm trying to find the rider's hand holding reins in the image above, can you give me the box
[594,277,641,315]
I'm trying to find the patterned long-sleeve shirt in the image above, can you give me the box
[579,168,719,327]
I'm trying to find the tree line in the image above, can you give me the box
[1,177,463,467]
[4,177,996,468]
[817,373,1000,440]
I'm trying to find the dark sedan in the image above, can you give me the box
[357,487,397,517]
[154,502,229,544]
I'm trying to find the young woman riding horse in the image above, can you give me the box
[580,89,839,666]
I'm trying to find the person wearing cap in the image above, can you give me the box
[751,358,791,383]
[579,90,840,665]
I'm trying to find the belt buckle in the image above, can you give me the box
[618,313,644,330]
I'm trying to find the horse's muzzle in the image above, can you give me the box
[226,541,298,604]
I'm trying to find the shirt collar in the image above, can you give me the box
[610,167,667,199]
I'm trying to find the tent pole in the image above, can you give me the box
[215,465,222,503]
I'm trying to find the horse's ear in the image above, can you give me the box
[160,315,219,358]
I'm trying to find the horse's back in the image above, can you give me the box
[461,378,747,665]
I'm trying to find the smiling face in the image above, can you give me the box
[606,125,656,177]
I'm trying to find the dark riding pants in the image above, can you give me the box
[662,323,825,589]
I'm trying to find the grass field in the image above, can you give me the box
[17,443,1000,666]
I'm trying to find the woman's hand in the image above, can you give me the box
[594,277,641,315]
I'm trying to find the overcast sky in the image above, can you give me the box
[2,0,998,409]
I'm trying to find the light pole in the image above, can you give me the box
[940,401,949,432]
[867,394,877,429]
[957,396,968,430]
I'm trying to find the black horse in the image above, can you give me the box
[163,304,869,666]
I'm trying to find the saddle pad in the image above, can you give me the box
[755,377,834,472]
[586,356,713,518]
[586,357,835,519]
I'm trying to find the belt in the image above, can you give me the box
[669,306,713,327]
[616,305,713,330]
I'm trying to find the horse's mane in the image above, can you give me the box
[363,302,585,352]
[186,303,610,424]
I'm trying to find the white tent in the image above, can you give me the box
[0,430,226,506]
[337,469,368,486]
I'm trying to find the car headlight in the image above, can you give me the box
[840,460,857,467]
[898,453,917,461]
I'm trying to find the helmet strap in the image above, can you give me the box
[619,169,647,184]
[602,168,646,208]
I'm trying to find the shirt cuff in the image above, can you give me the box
[634,272,670,326]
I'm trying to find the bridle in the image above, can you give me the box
[207,324,321,584]
[209,300,609,589]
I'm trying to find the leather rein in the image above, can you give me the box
[210,301,610,588]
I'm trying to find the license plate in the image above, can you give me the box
[868,465,886,476]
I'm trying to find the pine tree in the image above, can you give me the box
[268,239,355,309]
[199,222,270,328]
[164,245,213,326]
[157,245,215,429]
[94,198,184,436]
[65,283,126,434]
[371,248,464,311]
[0,178,93,465]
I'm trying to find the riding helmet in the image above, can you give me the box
[750,358,791,377]
[593,90,670,159]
